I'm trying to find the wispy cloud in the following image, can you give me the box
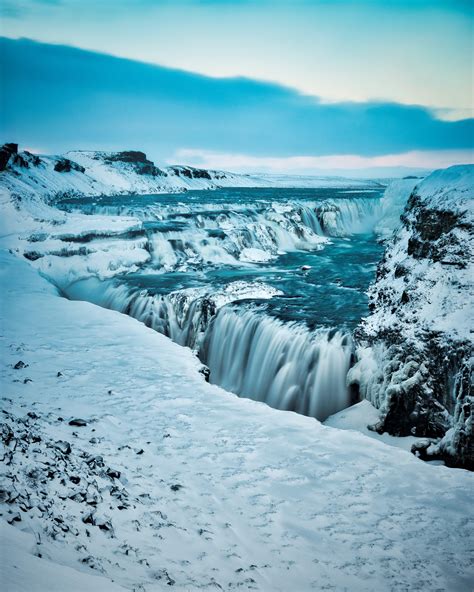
[173,148,474,174]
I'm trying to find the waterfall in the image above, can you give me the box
[201,307,354,421]
[65,278,354,421]
[64,277,217,348]
[58,196,382,271]
[64,278,281,350]
[56,192,381,421]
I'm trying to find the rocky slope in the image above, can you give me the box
[348,165,473,469]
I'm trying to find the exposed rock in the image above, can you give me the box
[106,468,121,480]
[7,512,22,524]
[13,360,28,369]
[169,165,212,180]
[0,143,18,171]
[104,151,166,177]
[69,418,88,427]
[198,364,210,382]
[54,158,86,173]
[0,143,19,171]
[54,440,72,455]
[349,166,473,470]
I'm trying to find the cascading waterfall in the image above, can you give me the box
[56,190,388,422]
[64,277,217,348]
[58,196,382,270]
[201,307,354,421]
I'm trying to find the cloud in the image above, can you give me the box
[1,37,472,164]
[173,148,474,175]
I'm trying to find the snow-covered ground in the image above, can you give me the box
[1,251,474,591]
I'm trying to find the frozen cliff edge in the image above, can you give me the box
[348,165,473,469]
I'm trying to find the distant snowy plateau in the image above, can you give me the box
[0,144,473,591]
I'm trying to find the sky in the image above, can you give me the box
[1,0,473,174]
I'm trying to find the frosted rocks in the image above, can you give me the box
[69,418,88,427]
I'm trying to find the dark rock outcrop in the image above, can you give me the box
[0,143,18,171]
[0,144,44,171]
[169,165,212,180]
[104,151,166,177]
[54,158,85,173]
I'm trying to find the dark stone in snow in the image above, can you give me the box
[69,418,87,427]
[106,468,121,480]
[198,365,211,383]
[82,512,95,525]
[400,290,410,304]
[170,484,182,492]
[8,512,22,524]
[85,455,104,468]
[13,361,28,369]
[54,158,85,173]
[54,440,71,455]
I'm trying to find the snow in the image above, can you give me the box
[1,155,473,589]
[1,522,126,592]
[414,164,474,213]
[1,251,474,591]
[324,400,419,453]
[361,166,474,342]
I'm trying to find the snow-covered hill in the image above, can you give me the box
[0,143,381,202]
[349,165,474,469]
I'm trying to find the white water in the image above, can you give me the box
[65,278,354,420]
[61,197,382,270]
[65,278,215,348]
[59,192,391,421]
[201,307,353,421]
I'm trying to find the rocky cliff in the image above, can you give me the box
[349,165,473,469]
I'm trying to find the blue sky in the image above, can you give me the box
[1,0,473,173]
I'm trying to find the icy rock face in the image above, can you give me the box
[348,165,473,469]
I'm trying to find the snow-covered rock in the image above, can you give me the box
[348,165,474,469]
